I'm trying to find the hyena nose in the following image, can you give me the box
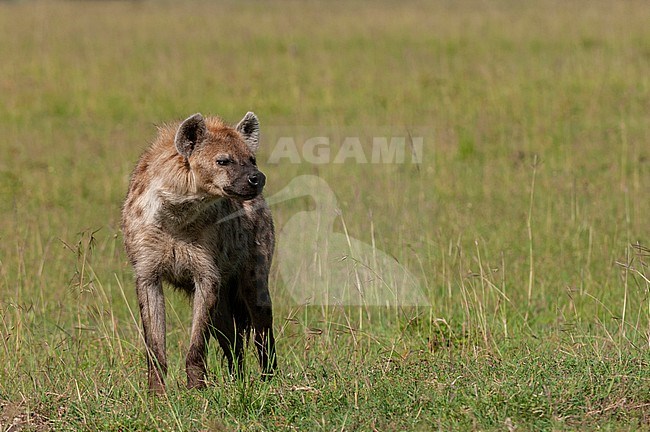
[248,173,260,187]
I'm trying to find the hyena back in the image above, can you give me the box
[121,112,276,393]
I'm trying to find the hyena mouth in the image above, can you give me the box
[223,187,262,201]
[224,172,266,200]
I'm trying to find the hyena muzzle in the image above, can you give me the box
[121,112,276,393]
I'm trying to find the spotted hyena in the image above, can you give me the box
[121,112,276,393]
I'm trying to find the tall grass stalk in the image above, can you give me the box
[525,155,538,322]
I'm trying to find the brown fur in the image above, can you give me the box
[122,112,276,393]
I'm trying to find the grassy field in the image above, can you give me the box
[1,0,649,430]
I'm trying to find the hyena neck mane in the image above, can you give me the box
[157,188,240,232]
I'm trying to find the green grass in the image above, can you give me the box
[1,0,649,430]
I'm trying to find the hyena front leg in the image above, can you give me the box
[136,276,167,394]
[241,267,277,379]
[251,300,276,380]
[209,287,245,378]
[186,279,219,389]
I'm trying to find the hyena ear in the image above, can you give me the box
[236,111,260,153]
[175,113,207,159]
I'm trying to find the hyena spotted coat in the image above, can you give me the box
[122,112,276,393]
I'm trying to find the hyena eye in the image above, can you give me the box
[250,156,257,166]
[216,158,232,166]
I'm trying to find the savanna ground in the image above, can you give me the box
[0,1,649,430]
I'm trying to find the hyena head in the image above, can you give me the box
[175,112,265,200]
